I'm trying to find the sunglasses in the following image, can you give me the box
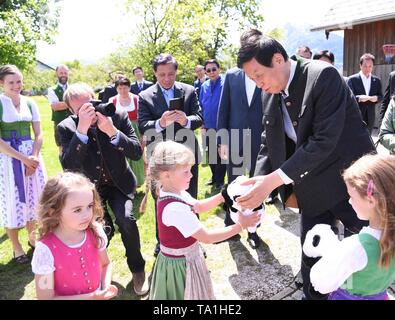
[206,67,217,73]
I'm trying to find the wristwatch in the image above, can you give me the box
[109,131,118,141]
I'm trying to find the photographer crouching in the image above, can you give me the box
[57,82,149,296]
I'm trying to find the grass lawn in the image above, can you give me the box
[0,96,222,300]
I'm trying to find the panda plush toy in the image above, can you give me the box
[222,176,265,232]
[302,224,340,258]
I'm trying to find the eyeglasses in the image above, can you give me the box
[206,67,217,73]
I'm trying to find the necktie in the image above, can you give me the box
[138,82,143,91]
[279,91,297,143]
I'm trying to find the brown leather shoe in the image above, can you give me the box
[133,272,149,296]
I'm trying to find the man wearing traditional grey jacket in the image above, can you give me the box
[236,29,375,300]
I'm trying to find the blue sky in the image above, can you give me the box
[37,0,342,65]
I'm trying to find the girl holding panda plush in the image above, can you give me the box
[304,154,395,300]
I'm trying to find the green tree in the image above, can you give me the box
[0,0,59,69]
[115,0,267,84]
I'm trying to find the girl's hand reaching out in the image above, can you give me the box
[236,211,260,230]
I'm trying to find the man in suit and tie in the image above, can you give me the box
[217,67,264,248]
[138,53,203,255]
[235,29,375,299]
[58,82,149,296]
[347,53,382,134]
[379,70,395,124]
[131,66,154,95]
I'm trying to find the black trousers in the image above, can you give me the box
[359,104,376,133]
[300,198,368,300]
[204,134,226,187]
[98,184,145,273]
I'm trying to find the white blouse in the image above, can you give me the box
[0,94,40,122]
[113,94,136,113]
[160,189,202,238]
[310,226,382,294]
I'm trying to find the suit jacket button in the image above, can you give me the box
[286,101,291,107]
[265,120,269,125]
[292,121,298,127]
[118,147,123,151]
[96,166,100,169]
[97,151,101,155]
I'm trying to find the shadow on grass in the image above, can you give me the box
[0,247,35,300]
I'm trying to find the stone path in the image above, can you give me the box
[203,201,304,300]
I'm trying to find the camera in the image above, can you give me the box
[90,100,116,117]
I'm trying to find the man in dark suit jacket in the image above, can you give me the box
[347,53,382,133]
[379,70,395,123]
[58,83,149,296]
[236,30,375,300]
[217,67,264,247]
[138,53,203,255]
[130,66,154,95]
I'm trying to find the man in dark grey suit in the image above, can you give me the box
[217,67,264,247]
[236,29,375,300]
[131,66,154,95]
[347,53,382,133]
[138,53,203,255]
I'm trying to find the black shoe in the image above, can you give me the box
[153,243,160,257]
[13,252,30,264]
[265,195,277,205]
[205,178,215,186]
[247,232,261,249]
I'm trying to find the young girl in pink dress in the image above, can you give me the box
[32,172,118,300]
[148,140,260,300]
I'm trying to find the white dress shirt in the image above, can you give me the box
[359,71,372,95]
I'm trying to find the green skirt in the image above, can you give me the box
[149,252,187,300]
[129,121,145,187]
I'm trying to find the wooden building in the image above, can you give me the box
[311,0,395,86]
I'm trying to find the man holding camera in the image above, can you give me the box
[57,82,149,296]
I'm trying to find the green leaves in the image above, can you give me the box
[112,0,265,84]
[0,0,59,70]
